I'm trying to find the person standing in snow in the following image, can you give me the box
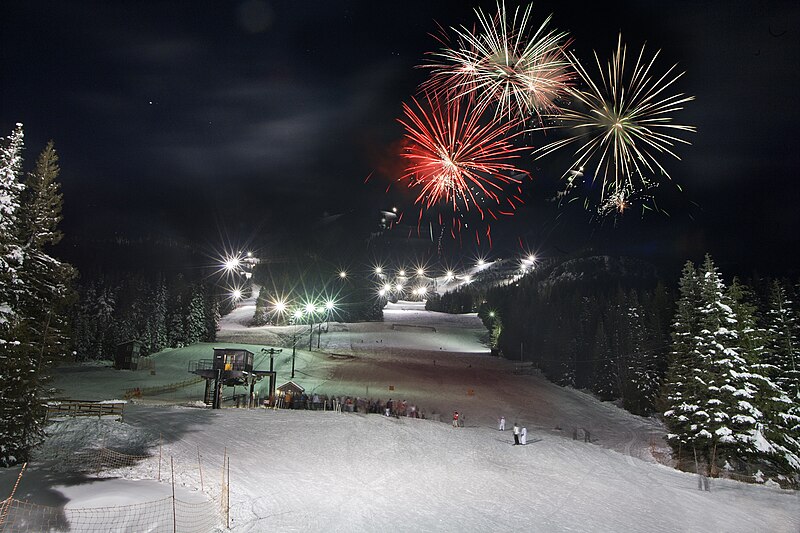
[512,422,520,445]
[452,411,459,427]
[520,427,527,445]
[498,416,505,431]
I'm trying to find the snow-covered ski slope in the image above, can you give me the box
[3,295,798,532]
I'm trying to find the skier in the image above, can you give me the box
[520,427,527,445]
[452,411,460,427]
[512,422,520,445]
[498,416,505,431]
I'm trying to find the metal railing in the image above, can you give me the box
[188,359,215,373]
[188,359,250,373]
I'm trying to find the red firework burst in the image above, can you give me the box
[397,93,528,222]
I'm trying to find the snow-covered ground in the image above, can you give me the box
[2,291,798,532]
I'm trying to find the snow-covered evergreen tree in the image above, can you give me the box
[0,124,25,329]
[146,276,168,354]
[185,283,206,345]
[765,280,800,399]
[0,125,30,466]
[692,255,764,473]
[16,140,77,365]
[1,131,76,465]
[663,261,703,459]
[72,282,98,359]
[203,292,220,342]
[166,276,187,347]
[751,281,800,480]
[252,288,269,326]
[95,282,117,359]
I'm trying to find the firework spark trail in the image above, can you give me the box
[535,33,695,212]
[398,92,528,223]
[422,1,573,122]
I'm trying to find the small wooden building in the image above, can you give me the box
[276,381,305,409]
[114,340,143,370]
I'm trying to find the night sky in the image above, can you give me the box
[2,1,799,277]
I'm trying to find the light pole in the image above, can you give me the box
[325,300,334,330]
[305,302,317,351]
[291,310,302,379]
[261,347,282,406]
[318,300,334,348]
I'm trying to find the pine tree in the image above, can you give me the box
[72,282,98,359]
[185,284,206,345]
[574,295,597,389]
[490,316,503,350]
[16,140,77,364]
[663,260,704,459]
[0,124,28,466]
[75,280,117,360]
[592,320,618,400]
[95,282,117,359]
[168,277,188,347]
[692,255,762,473]
[1,133,76,465]
[203,292,220,343]
[765,280,800,399]
[146,276,168,353]
[252,287,270,326]
[647,282,674,407]
[607,287,630,403]
[755,279,800,482]
[624,290,659,415]
[0,124,25,328]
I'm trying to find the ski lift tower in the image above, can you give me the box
[189,347,276,409]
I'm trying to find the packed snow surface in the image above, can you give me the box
[2,295,798,532]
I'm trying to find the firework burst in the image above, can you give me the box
[535,33,695,213]
[397,92,528,223]
[422,1,573,122]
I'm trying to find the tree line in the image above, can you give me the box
[473,256,672,416]
[662,256,799,485]
[434,253,799,485]
[71,273,222,361]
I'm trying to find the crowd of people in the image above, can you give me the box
[275,392,427,419]
[273,393,529,446]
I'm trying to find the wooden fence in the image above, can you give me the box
[46,400,125,422]
[124,376,204,399]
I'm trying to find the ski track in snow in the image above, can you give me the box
[1,295,797,532]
